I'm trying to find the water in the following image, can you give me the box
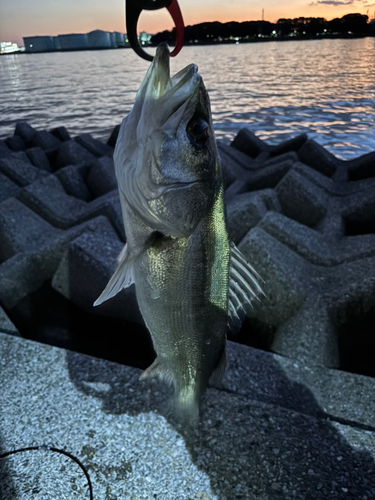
[1,37,374,160]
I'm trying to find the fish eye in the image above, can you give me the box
[187,117,209,147]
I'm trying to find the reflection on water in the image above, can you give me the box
[1,38,374,159]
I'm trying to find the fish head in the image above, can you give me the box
[114,42,221,237]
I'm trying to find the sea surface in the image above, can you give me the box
[1,37,374,159]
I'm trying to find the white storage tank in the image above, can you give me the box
[52,37,61,50]
[114,32,125,47]
[58,33,89,50]
[87,30,111,48]
[110,32,117,47]
[23,36,54,52]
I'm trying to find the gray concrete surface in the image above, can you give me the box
[1,332,374,500]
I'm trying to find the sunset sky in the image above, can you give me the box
[1,0,374,46]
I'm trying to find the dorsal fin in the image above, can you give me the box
[228,241,265,325]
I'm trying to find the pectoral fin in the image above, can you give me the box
[93,243,134,306]
[228,241,265,324]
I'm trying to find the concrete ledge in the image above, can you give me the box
[0,333,374,500]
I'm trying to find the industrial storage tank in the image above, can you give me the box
[87,30,111,48]
[23,36,54,52]
[110,32,117,46]
[114,32,125,47]
[52,37,61,50]
[58,33,89,50]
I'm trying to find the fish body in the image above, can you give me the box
[95,43,263,423]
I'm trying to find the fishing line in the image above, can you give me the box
[0,445,94,500]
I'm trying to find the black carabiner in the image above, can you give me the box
[126,0,185,61]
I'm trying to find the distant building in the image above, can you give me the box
[23,36,54,52]
[58,33,89,50]
[139,31,152,44]
[87,30,111,48]
[52,37,61,50]
[21,29,136,53]
[0,41,20,54]
[110,32,117,47]
[114,32,125,47]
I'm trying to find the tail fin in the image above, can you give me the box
[174,386,200,427]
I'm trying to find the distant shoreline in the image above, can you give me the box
[1,32,374,56]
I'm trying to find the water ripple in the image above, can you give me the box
[1,38,374,159]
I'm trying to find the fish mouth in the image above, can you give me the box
[139,42,203,127]
[153,41,200,97]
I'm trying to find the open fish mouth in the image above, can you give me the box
[137,42,204,128]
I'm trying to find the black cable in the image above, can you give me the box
[0,445,94,500]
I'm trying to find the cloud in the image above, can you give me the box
[309,0,355,5]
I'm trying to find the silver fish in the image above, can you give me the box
[94,43,263,423]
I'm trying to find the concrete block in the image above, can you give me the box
[26,147,53,172]
[231,128,266,158]
[52,231,142,324]
[54,141,96,169]
[14,122,37,146]
[347,150,375,181]
[298,140,337,177]
[86,156,117,198]
[0,155,48,187]
[0,172,21,204]
[223,341,375,428]
[18,175,89,229]
[226,190,280,245]
[342,189,375,236]
[0,140,13,159]
[75,133,114,158]
[50,126,71,142]
[293,161,335,194]
[239,227,308,326]
[224,180,248,204]
[89,191,125,241]
[244,157,295,191]
[0,211,117,309]
[231,129,307,160]
[107,123,121,147]
[272,297,340,368]
[5,135,26,152]
[218,140,259,173]
[56,164,92,201]
[275,167,328,227]
[0,198,57,263]
[269,133,308,157]
[31,130,61,151]
[18,174,125,240]
[0,307,20,336]
[257,211,333,265]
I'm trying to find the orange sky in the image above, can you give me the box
[0,0,373,46]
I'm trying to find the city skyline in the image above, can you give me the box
[1,0,374,46]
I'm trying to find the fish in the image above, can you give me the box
[94,42,264,424]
